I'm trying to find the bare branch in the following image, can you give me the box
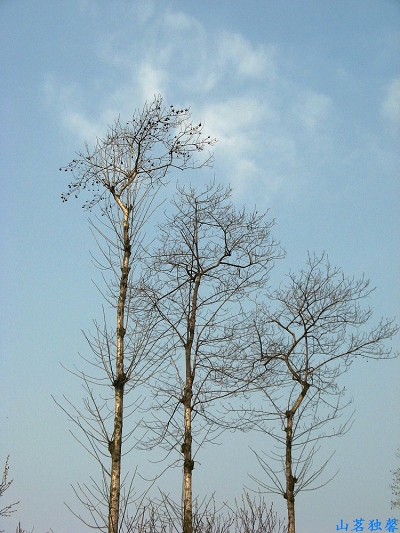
[243,252,398,533]
[133,181,282,533]
[0,456,19,519]
[58,96,216,533]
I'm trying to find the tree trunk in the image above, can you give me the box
[285,411,296,533]
[284,383,309,533]
[181,210,202,533]
[109,386,124,533]
[182,380,193,533]
[109,205,130,533]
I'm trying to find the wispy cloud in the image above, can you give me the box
[382,77,400,128]
[217,31,276,80]
[42,74,109,141]
[136,63,167,102]
[290,91,333,131]
[41,3,338,202]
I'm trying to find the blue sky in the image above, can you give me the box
[1,1,399,532]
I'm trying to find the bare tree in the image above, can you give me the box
[136,182,283,533]
[245,253,398,533]
[0,456,19,528]
[391,447,400,510]
[227,494,287,533]
[59,96,216,533]
[14,524,54,533]
[124,492,287,533]
[0,460,52,533]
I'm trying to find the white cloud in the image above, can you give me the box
[202,97,265,138]
[199,96,289,201]
[42,9,279,138]
[290,91,333,131]
[64,111,103,142]
[137,63,167,103]
[42,74,81,110]
[218,31,276,80]
[133,0,156,25]
[163,10,199,32]
[42,74,105,141]
[382,77,400,127]
[41,4,336,203]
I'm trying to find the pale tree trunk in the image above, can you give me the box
[284,382,309,533]
[285,411,296,533]
[182,371,193,533]
[60,98,217,532]
[109,203,130,533]
[182,250,200,533]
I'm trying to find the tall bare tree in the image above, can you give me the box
[59,96,216,533]
[245,253,398,533]
[136,182,283,533]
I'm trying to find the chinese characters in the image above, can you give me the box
[336,518,398,532]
